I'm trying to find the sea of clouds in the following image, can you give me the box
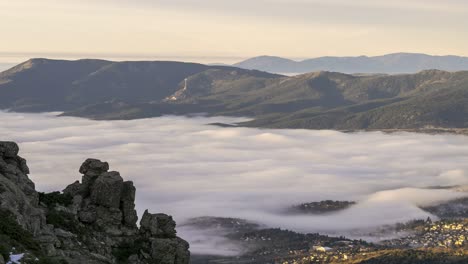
[1,111,468,255]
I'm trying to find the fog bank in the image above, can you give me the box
[1,111,467,254]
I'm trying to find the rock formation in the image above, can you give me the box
[0,141,190,264]
[0,142,45,235]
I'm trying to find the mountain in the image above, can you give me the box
[67,68,468,130]
[234,53,468,74]
[242,70,468,130]
[3,58,468,131]
[0,58,253,112]
[0,141,190,264]
[233,56,298,73]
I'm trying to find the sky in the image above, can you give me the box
[1,0,468,64]
[1,111,468,255]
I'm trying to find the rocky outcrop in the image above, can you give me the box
[140,211,190,264]
[0,142,190,264]
[0,142,46,235]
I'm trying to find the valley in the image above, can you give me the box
[3,0,468,263]
[1,111,467,263]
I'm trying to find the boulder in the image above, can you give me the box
[17,156,30,174]
[79,158,109,176]
[0,141,46,235]
[150,238,190,264]
[0,141,19,158]
[175,238,190,264]
[0,144,190,264]
[121,181,138,227]
[63,180,82,197]
[150,238,178,264]
[78,205,97,223]
[140,210,177,238]
[95,206,122,228]
[121,181,136,202]
[70,195,83,214]
[79,159,110,197]
[90,171,123,208]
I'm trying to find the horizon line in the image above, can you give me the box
[1,51,468,65]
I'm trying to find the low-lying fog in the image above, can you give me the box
[2,111,468,255]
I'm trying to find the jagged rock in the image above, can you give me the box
[122,200,138,227]
[79,159,110,197]
[90,171,123,208]
[72,158,189,262]
[121,181,136,202]
[150,238,179,263]
[70,195,83,214]
[0,141,19,157]
[63,180,81,196]
[81,174,97,196]
[79,158,109,176]
[121,181,138,227]
[140,210,177,238]
[0,141,45,235]
[78,205,97,223]
[96,206,123,230]
[0,159,15,174]
[0,143,190,264]
[150,237,190,264]
[175,238,190,264]
[17,156,30,174]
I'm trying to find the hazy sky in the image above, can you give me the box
[1,0,468,63]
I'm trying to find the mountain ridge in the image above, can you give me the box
[234,53,468,74]
[2,58,468,132]
[0,58,265,112]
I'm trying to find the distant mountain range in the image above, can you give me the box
[234,53,468,74]
[2,58,468,131]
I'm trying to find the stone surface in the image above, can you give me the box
[0,141,19,157]
[141,210,177,238]
[78,207,97,223]
[151,238,178,264]
[63,180,81,196]
[175,238,190,264]
[90,171,123,208]
[79,158,109,176]
[121,181,136,202]
[17,156,29,174]
[121,181,138,227]
[0,141,46,236]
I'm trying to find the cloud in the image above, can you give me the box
[1,111,468,255]
[176,226,245,256]
[436,170,468,186]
